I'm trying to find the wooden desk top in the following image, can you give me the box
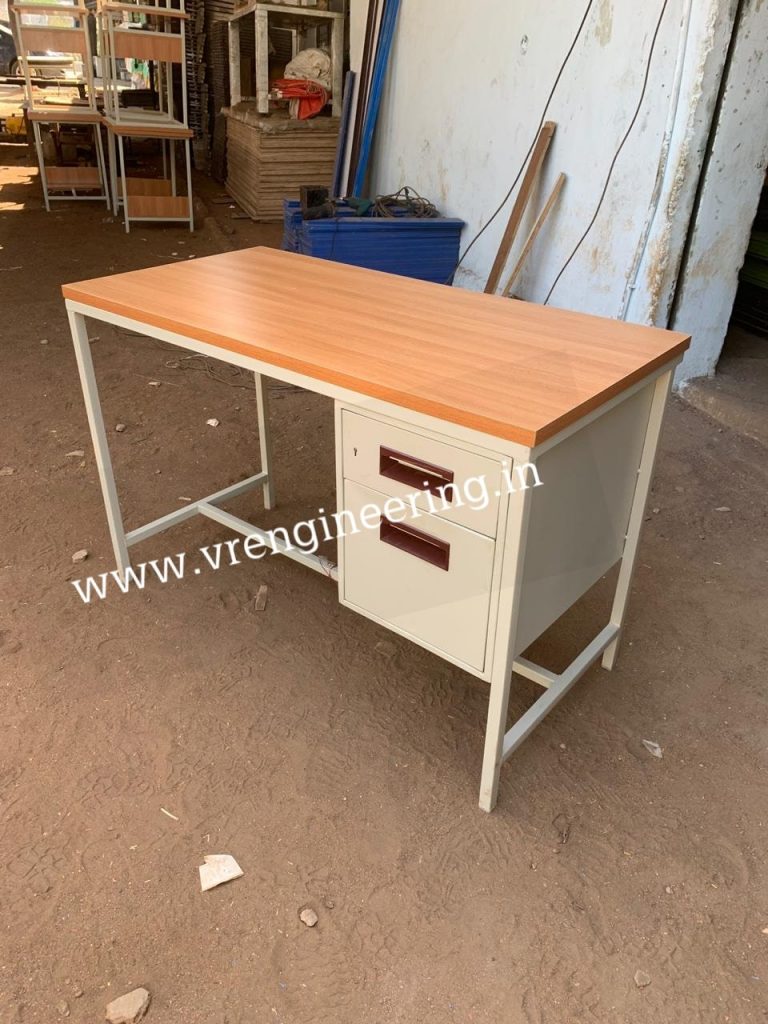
[62,247,690,446]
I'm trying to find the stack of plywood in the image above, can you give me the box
[224,104,339,221]
[186,0,207,164]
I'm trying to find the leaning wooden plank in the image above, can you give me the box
[346,0,380,194]
[484,121,556,294]
[501,172,566,298]
[351,0,401,197]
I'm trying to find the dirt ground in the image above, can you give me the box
[1,136,767,1024]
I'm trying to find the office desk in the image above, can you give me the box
[62,247,690,811]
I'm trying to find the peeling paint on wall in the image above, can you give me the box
[627,0,732,331]
[671,0,768,381]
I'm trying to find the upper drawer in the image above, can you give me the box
[340,409,503,537]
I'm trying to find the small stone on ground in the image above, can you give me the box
[105,987,151,1023]
[300,907,318,927]
[71,549,88,564]
[634,970,651,988]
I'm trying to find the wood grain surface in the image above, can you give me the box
[46,166,102,188]
[102,116,193,139]
[28,107,101,123]
[62,247,690,445]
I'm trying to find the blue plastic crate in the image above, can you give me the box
[282,200,464,284]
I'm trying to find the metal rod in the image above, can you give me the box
[67,310,131,573]
[254,373,275,510]
[124,470,268,546]
[197,504,338,580]
[501,625,619,763]
[602,370,673,669]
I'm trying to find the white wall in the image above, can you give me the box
[670,0,768,381]
[350,0,768,383]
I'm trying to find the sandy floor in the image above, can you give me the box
[1,140,767,1024]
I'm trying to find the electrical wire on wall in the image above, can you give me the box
[446,0,597,283]
[543,0,671,305]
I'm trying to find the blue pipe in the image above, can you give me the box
[351,0,401,198]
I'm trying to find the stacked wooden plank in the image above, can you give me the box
[208,19,230,181]
[186,0,207,155]
[205,0,236,22]
[186,0,207,165]
[224,104,339,220]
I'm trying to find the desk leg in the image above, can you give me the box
[602,369,673,670]
[107,129,118,215]
[170,139,177,196]
[254,373,275,510]
[479,480,534,812]
[185,138,194,233]
[68,309,131,574]
[32,122,50,213]
[93,124,109,209]
[117,135,129,233]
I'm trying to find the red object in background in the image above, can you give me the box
[272,78,329,119]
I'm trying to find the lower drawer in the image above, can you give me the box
[340,479,496,672]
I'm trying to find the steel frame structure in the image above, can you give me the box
[66,292,678,812]
[11,1,109,209]
[97,0,194,231]
[227,1,345,115]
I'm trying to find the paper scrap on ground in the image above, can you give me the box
[199,854,243,892]
[642,739,663,758]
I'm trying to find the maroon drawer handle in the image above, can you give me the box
[379,515,450,571]
[379,445,455,498]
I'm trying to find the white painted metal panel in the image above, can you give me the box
[341,409,503,538]
[341,479,496,671]
[515,383,654,652]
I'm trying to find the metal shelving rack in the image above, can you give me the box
[11,1,109,210]
[227,0,344,116]
[97,0,194,231]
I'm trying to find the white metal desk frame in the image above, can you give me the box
[66,299,677,812]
